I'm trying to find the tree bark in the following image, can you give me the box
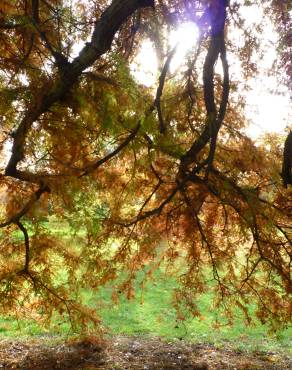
[282,131,292,187]
[5,0,154,179]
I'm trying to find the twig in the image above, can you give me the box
[79,123,140,177]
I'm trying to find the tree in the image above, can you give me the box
[0,0,291,331]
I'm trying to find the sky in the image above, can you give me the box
[131,16,291,140]
[2,1,291,170]
[65,2,292,140]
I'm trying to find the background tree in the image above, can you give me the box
[0,0,291,330]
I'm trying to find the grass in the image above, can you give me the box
[1,220,291,355]
[0,267,291,356]
[94,269,292,354]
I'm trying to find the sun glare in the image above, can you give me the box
[131,22,199,87]
[131,40,158,87]
[169,22,199,71]
[131,19,290,138]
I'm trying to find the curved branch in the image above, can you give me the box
[79,123,141,177]
[205,38,229,177]
[155,46,177,133]
[5,0,154,181]
[0,186,50,228]
[179,1,229,176]
[118,186,179,227]
[15,221,30,273]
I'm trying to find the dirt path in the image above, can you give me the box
[0,335,291,369]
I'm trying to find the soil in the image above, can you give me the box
[0,335,291,369]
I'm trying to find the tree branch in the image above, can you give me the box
[15,221,30,273]
[5,0,154,181]
[282,131,292,187]
[79,123,141,177]
[0,186,50,228]
[155,46,177,133]
[179,1,229,177]
[205,38,229,177]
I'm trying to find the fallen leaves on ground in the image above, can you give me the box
[0,335,291,369]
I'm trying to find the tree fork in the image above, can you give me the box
[5,0,155,180]
[179,0,229,176]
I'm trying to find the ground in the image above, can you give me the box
[0,336,291,369]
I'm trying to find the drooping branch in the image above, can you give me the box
[80,123,141,177]
[179,0,229,176]
[118,186,179,227]
[205,37,229,177]
[155,46,177,133]
[0,185,50,228]
[5,0,154,180]
[32,0,40,24]
[282,131,292,187]
[209,168,292,285]
[193,206,225,296]
[117,160,209,227]
[15,221,30,273]
[2,0,155,250]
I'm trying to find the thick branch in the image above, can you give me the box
[282,131,292,187]
[32,0,40,23]
[5,0,154,180]
[179,1,228,176]
[205,39,229,176]
[15,221,30,273]
[69,0,154,77]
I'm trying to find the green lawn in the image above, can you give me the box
[1,220,291,354]
[0,267,291,355]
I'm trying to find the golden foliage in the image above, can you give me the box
[0,0,291,332]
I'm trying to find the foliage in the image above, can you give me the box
[0,268,291,355]
[0,0,291,332]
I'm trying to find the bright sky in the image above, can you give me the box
[131,22,200,86]
[131,20,291,139]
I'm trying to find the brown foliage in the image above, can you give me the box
[0,0,291,331]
